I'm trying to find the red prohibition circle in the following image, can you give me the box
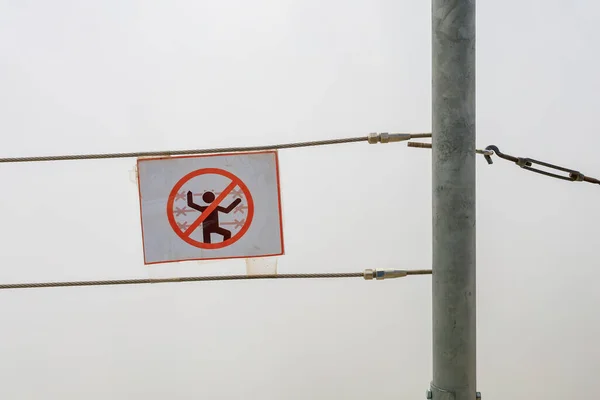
[167,168,254,250]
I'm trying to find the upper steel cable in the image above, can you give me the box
[0,133,431,164]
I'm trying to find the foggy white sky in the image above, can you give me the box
[0,1,599,399]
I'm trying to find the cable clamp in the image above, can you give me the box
[368,132,430,144]
[363,269,409,280]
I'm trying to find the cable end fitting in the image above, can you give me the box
[368,133,412,144]
[363,269,409,280]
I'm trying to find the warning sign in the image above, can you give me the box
[137,151,284,265]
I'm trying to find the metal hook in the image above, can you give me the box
[410,142,599,185]
[483,145,584,182]
[483,145,522,165]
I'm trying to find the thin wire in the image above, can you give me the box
[0,270,433,291]
[0,133,432,164]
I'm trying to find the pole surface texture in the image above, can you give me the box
[431,0,476,399]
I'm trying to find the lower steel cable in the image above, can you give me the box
[0,270,432,290]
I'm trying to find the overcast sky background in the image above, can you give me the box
[1,1,599,399]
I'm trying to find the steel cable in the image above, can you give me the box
[0,270,433,291]
[0,133,432,164]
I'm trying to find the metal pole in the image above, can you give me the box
[430,0,477,399]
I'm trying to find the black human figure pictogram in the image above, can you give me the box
[187,191,242,243]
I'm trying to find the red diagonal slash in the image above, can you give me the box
[183,180,238,237]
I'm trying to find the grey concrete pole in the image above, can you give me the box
[430,0,477,399]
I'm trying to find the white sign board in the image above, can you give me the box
[137,151,284,265]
